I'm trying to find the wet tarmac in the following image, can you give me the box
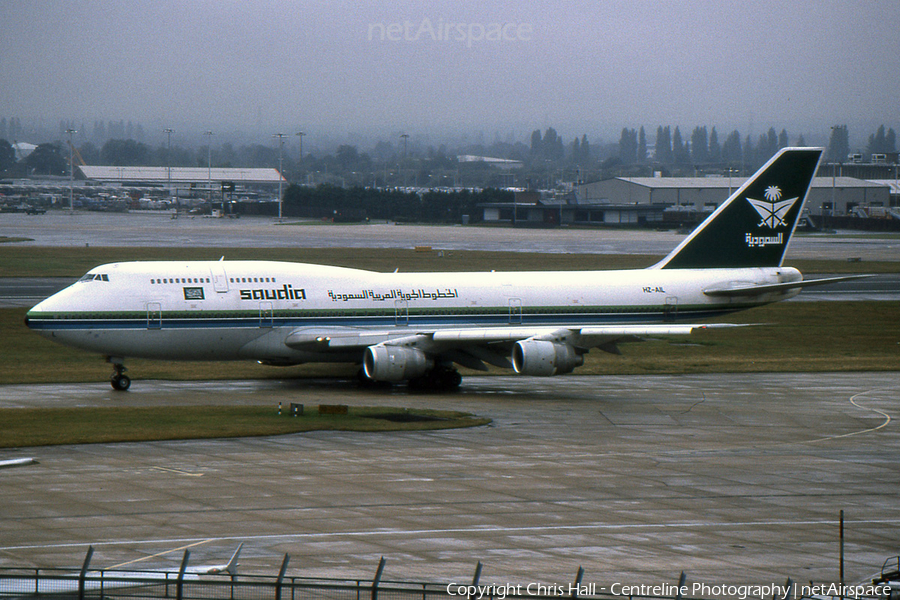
[1,372,898,589]
[3,211,900,261]
[2,212,899,588]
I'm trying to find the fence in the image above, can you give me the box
[1,551,892,600]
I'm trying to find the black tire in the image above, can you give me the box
[408,368,462,392]
[111,374,131,391]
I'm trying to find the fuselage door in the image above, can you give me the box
[147,301,162,330]
[394,298,409,326]
[664,296,678,321]
[209,263,229,293]
[508,297,523,324]
[259,301,274,328]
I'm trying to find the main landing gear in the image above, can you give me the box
[107,358,131,391]
[357,366,462,391]
[408,366,462,392]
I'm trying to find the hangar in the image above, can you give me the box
[479,175,893,227]
[574,176,891,217]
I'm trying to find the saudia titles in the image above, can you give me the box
[239,283,306,301]
[744,185,799,248]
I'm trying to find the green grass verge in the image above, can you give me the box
[595,300,900,374]
[0,405,492,448]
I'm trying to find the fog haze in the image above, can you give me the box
[2,0,897,144]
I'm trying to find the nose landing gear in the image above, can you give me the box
[107,358,131,391]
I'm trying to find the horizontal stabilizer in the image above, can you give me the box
[704,274,872,297]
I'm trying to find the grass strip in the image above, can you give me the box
[0,405,491,448]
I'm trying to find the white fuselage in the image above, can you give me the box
[26,260,801,364]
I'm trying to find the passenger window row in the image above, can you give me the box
[151,277,211,284]
[230,277,277,283]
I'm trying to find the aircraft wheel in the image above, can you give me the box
[111,374,131,391]
[445,369,462,389]
[408,367,461,392]
[356,368,391,389]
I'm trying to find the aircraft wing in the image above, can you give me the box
[284,323,738,362]
[438,323,743,354]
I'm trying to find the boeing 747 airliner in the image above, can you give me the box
[26,147,850,390]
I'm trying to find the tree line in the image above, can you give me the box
[2,121,896,185]
[618,124,897,171]
[618,125,800,170]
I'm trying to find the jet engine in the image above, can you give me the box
[512,340,583,376]
[363,345,433,382]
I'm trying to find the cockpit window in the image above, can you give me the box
[79,273,109,282]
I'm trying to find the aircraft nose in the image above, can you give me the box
[25,303,44,330]
[25,293,62,331]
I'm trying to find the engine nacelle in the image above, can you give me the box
[512,340,583,376]
[363,345,433,382]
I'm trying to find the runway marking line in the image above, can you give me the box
[104,539,213,570]
[799,388,893,445]
[150,466,204,477]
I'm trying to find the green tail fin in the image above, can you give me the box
[654,147,822,270]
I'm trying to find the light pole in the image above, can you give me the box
[830,126,837,223]
[295,131,305,184]
[274,133,286,220]
[164,128,174,189]
[65,128,77,211]
[400,133,409,187]
[203,130,213,206]
[725,167,737,197]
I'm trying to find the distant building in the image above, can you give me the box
[575,176,891,217]
[457,155,523,169]
[479,190,661,226]
[480,175,894,227]
[11,142,37,160]
[77,166,284,187]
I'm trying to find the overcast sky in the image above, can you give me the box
[2,0,898,146]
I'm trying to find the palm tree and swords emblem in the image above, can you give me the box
[746,185,799,229]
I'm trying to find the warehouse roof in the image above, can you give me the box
[613,176,886,190]
[77,166,285,184]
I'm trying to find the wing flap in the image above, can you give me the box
[434,324,732,349]
[284,328,400,350]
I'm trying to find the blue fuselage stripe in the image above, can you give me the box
[26,308,740,331]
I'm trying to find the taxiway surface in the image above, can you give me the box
[3,212,900,260]
[1,373,898,589]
